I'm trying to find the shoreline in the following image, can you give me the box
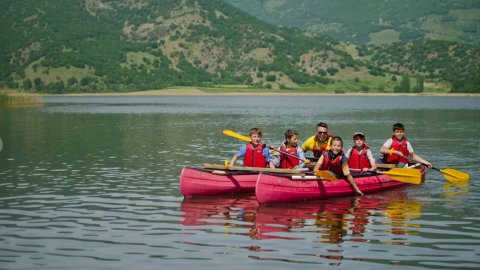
[40,88,480,97]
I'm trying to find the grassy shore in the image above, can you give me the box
[0,90,43,107]
[4,84,479,98]
[46,86,479,97]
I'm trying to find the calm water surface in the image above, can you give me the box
[0,96,479,269]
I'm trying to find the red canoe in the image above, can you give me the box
[179,167,258,196]
[255,167,425,204]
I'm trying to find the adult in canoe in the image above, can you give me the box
[301,122,333,158]
[313,136,363,196]
[379,123,432,168]
[229,127,275,168]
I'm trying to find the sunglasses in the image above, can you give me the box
[317,131,327,135]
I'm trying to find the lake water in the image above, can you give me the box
[0,95,479,270]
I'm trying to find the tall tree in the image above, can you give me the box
[399,74,410,93]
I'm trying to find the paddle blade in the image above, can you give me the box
[223,130,252,142]
[440,168,469,182]
[314,170,337,181]
[381,168,422,185]
[326,137,332,150]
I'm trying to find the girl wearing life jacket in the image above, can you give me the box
[313,136,363,196]
[273,129,306,169]
[346,132,377,172]
[229,127,275,168]
[379,123,432,168]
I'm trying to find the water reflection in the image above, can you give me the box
[382,199,422,245]
[180,190,421,247]
[443,180,469,197]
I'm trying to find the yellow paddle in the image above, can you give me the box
[325,136,332,150]
[314,167,421,184]
[395,153,469,182]
[223,130,252,142]
[313,170,338,181]
[351,168,422,185]
[223,129,309,163]
[438,168,469,182]
[377,168,422,185]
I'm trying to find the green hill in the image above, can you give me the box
[226,0,480,46]
[0,0,479,93]
[0,0,360,93]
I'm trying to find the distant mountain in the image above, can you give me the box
[226,0,480,46]
[0,0,478,93]
[0,0,358,93]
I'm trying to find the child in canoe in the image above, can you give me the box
[379,123,432,168]
[313,136,364,196]
[273,129,307,169]
[345,132,377,173]
[229,127,275,168]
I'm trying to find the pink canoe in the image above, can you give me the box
[255,167,425,204]
[179,167,258,196]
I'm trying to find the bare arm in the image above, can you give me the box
[229,154,238,167]
[367,149,377,171]
[268,160,275,169]
[379,145,390,155]
[313,155,324,172]
[342,162,363,195]
[410,152,432,167]
[380,145,405,157]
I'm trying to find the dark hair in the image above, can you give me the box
[316,122,328,129]
[393,123,405,131]
[284,129,298,140]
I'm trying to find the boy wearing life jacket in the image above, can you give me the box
[302,122,334,158]
[273,129,306,169]
[379,123,432,168]
[346,132,377,172]
[313,136,364,196]
[229,127,275,168]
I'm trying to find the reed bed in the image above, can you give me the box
[0,91,43,107]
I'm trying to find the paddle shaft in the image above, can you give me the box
[223,130,306,162]
[269,146,307,162]
[387,150,468,182]
[204,163,308,174]
[398,153,451,172]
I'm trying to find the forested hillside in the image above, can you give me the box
[226,0,480,45]
[359,40,480,93]
[1,0,355,93]
[0,0,479,93]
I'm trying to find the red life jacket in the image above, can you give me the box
[347,144,371,170]
[383,136,410,164]
[243,143,267,168]
[312,133,333,158]
[279,144,300,169]
[321,150,345,176]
